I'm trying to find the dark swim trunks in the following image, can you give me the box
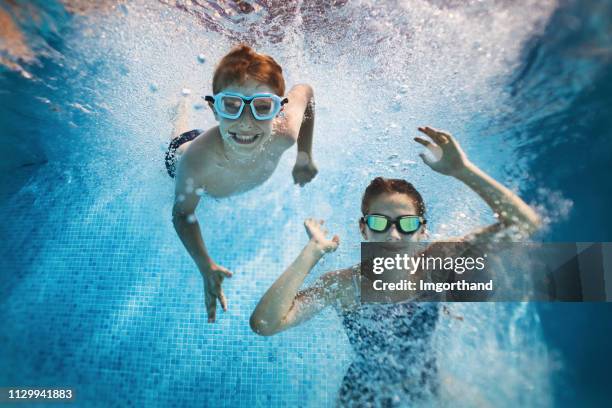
[165,129,203,178]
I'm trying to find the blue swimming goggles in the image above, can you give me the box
[204,92,288,120]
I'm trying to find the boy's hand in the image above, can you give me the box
[293,152,318,186]
[414,126,472,177]
[200,262,232,323]
[304,218,340,253]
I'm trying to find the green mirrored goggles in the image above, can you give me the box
[362,214,425,234]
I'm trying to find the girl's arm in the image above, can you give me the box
[250,219,340,336]
[415,126,541,245]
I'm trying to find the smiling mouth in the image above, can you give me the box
[228,132,261,145]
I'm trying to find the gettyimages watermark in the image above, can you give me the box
[360,242,612,302]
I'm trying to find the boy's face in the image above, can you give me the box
[210,79,277,157]
[360,193,426,243]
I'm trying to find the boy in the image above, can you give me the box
[167,45,317,322]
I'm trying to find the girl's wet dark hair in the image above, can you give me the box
[361,177,426,216]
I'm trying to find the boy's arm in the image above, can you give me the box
[275,84,318,186]
[172,148,232,323]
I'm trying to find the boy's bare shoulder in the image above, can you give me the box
[178,128,223,180]
[271,117,297,148]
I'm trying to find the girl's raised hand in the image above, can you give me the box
[414,126,472,176]
[304,218,340,253]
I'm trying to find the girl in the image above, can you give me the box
[250,126,541,406]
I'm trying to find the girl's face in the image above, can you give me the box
[360,193,426,242]
[210,79,277,157]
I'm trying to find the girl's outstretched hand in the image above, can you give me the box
[304,218,340,253]
[414,126,472,176]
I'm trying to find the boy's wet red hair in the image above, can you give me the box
[212,44,285,96]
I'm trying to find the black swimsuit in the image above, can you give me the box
[337,273,440,407]
[164,129,203,178]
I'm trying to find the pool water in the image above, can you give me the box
[1,1,611,407]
